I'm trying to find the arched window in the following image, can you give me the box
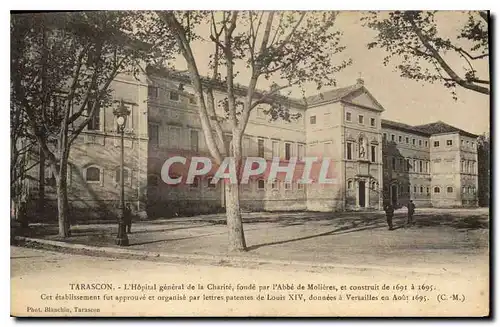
[420,186,424,193]
[371,181,377,190]
[447,186,453,193]
[434,186,441,193]
[467,186,472,194]
[85,166,102,183]
[257,179,265,190]
[347,180,353,190]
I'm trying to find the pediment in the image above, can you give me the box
[343,87,384,112]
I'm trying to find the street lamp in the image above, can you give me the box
[114,100,130,246]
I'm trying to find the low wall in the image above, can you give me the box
[146,200,224,218]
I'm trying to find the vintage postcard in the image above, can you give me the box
[10,10,490,317]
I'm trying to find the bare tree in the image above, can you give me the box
[363,11,489,98]
[10,12,169,237]
[157,11,351,251]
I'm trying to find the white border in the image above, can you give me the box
[3,2,497,326]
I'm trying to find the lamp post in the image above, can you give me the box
[114,100,130,246]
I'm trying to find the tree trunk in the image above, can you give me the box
[225,181,246,252]
[64,189,71,236]
[55,149,71,237]
[38,146,45,219]
[56,171,69,238]
[225,133,246,252]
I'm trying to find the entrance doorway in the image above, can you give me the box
[358,181,366,207]
[391,184,398,206]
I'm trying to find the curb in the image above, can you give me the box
[13,236,464,276]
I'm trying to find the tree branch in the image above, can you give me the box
[410,18,489,95]
[479,11,488,23]
[250,83,294,109]
[273,12,306,52]
[258,12,275,60]
[224,11,239,129]
[158,11,224,164]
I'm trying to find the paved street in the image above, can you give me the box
[10,246,489,316]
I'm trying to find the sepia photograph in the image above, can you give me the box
[9,9,490,317]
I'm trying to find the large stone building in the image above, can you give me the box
[24,68,479,220]
[381,120,478,208]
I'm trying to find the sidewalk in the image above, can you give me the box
[14,208,489,275]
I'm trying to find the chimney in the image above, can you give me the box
[270,83,281,95]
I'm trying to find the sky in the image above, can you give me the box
[170,11,490,135]
[330,11,489,136]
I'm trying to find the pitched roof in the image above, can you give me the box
[414,121,478,138]
[382,119,478,138]
[304,84,362,106]
[145,67,477,137]
[382,119,431,136]
[146,66,308,109]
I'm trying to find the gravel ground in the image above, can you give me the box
[14,208,490,273]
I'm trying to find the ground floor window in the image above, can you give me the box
[115,167,131,185]
[207,177,216,188]
[85,166,101,183]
